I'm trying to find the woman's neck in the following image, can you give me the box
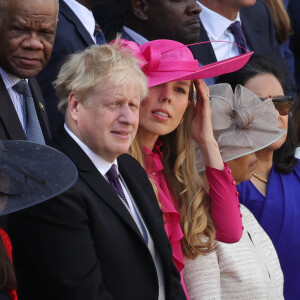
[250,149,273,196]
[137,128,159,151]
[254,149,274,178]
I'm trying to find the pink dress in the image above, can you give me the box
[143,141,242,299]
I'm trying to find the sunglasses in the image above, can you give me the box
[260,96,293,116]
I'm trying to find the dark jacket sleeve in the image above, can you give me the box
[8,184,113,300]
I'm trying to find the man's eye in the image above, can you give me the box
[42,30,54,37]
[130,103,139,110]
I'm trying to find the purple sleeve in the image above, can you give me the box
[206,163,243,243]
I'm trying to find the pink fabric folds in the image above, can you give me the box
[143,141,190,299]
[143,141,184,272]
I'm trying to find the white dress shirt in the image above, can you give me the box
[198,2,248,61]
[63,0,97,43]
[0,67,27,132]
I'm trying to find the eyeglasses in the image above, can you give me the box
[260,96,293,116]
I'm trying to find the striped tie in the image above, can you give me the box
[13,80,45,144]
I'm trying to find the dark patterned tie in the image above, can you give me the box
[13,80,45,144]
[106,165,148,243]
[228,21,247,54]
[94,23,106,45]
[106,165,129,206]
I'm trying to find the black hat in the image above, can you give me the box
[0,140,78,215]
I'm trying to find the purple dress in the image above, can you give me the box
[237,160,300,300]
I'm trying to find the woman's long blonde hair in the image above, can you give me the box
[129,87,216,258]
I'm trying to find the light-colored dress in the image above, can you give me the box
[183,205,284,300]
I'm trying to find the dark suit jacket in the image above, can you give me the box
[93,0,124,42]
[36,0,95,135]
[189,1,295,95]
[0,76,51,142]
[8,128,186,300]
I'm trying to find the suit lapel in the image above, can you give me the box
[53,129,146,242]
[120,29,136,42]
[59,0,95,46]
[118,155,171,260]
[0,76,26,140]
[190,20,217,64]
[240,7,261,53]
[29,78,51,142]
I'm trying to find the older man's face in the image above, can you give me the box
[70,86,141,162]
[145,0,201,44]
[0,0,58,78]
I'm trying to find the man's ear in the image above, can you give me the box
[131,0,149,21]
[68,92,80,122]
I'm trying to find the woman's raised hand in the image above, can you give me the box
[192,79,224,170]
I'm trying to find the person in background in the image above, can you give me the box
[217,55,300,299]
[195,0,296,98]
[183,83,285,299]
[125,38,252,297]
[0,139,78,300]
[0,0,58,142]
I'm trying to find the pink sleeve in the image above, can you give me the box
[206,163,243,243]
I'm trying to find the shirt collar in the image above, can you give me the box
[63,0,96,42]
[64,123,118,177]
[198,2,242,40]
[0,67,25,90]
[122,26,149,45]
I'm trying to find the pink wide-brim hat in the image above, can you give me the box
[115,39,253,87]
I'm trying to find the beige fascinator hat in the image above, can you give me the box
[196,83,286,172]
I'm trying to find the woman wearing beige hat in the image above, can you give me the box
[217,55,299,299]
[183,83,285,299]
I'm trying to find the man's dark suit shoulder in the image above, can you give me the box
[36,0,95,135]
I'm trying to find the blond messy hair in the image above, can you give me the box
[54,37,148,114]
[129,87,216,258]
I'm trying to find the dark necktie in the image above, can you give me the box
[106,165,148,243]
[228,21,247,54]
[106,165,129,206]
[94,23,106,45]
[13,80,45,144]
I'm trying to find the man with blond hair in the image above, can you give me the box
[8,42,186,300]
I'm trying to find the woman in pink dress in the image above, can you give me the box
[117,38,252,297]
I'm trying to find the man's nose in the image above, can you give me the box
[22,33,43,50]
[119,105,137,124]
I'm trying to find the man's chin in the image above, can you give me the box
[9,64,43,79]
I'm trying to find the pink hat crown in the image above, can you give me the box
[113,39,253,87]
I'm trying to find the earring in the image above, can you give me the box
[180,118,183,124]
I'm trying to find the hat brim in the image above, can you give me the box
[196,128,286,173]
[0,141,78,215]
[147,52,253,87]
